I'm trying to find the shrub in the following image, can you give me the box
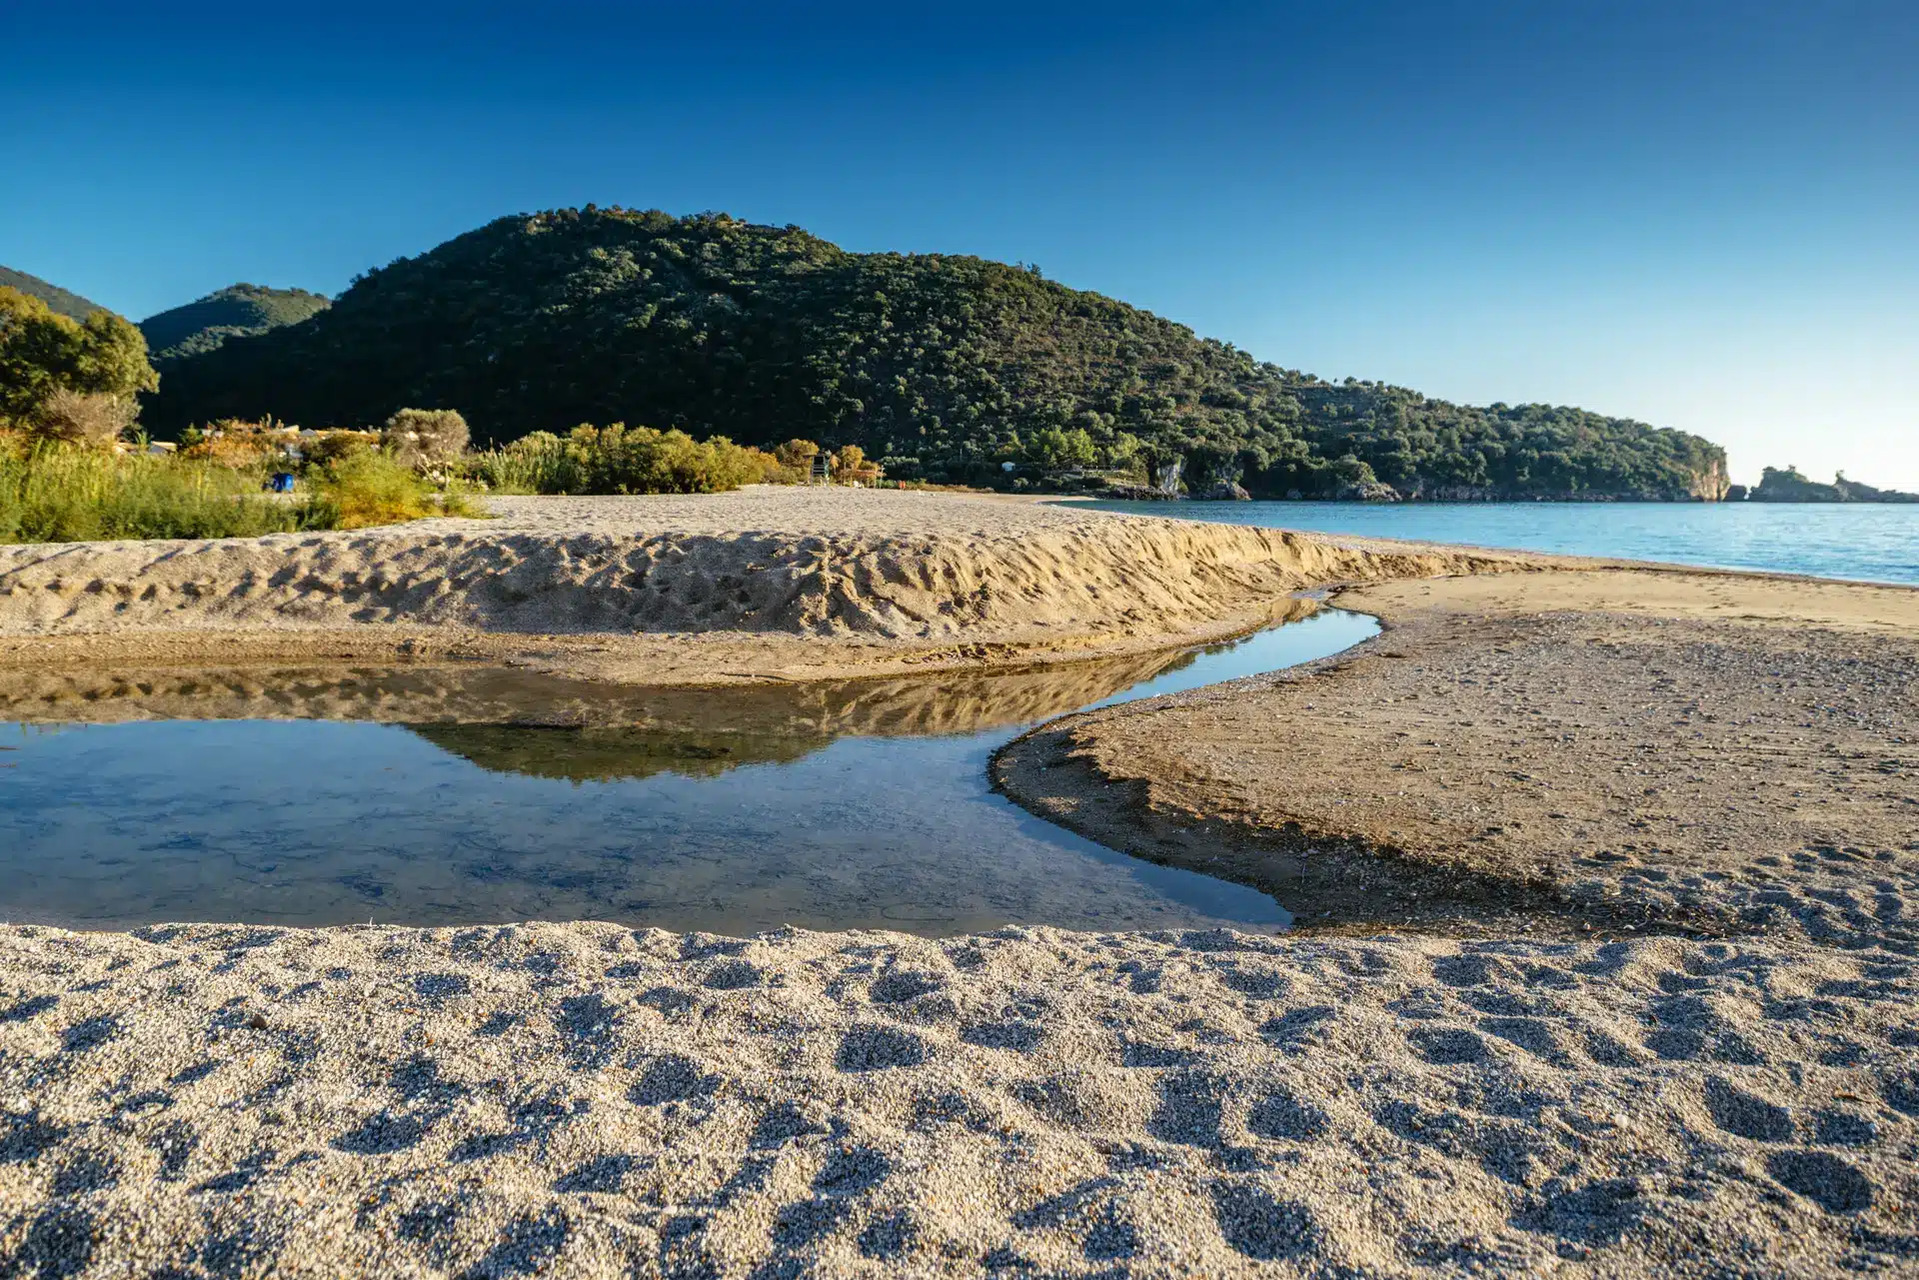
[0,444,321,543]
[180,433,273,469]
[381,408,469,470]
[178,418,298,471]
[27,388,138,449]
[773,439,820,479]
[310,450,478,528]
[302,430,378,468]
[831,443,881,485]
[746,447,788,484]
[463,431,565,494]
[463,424,789,496]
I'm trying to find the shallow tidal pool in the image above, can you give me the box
[0,609,1376,936]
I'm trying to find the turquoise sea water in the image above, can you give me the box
[1081,500,1919,586]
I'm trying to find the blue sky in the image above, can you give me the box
[5,1,1914,486]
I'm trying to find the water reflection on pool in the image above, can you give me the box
[0,608,1377,936]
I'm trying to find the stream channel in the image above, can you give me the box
[0,608,1377,935]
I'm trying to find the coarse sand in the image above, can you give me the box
[3,922,1915,1278]
[994,568,1919,944]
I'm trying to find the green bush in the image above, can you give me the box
[301,429,378,468]
[0,443,321,543]
[463,430,564,494]
[308,449,480,529]
[0,441,481,544]
[464,423,777,495]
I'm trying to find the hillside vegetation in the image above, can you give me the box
[0,266,106,322]
[146,208,1729,499]
[140,283,332,362]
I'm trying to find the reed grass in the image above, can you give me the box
[0,443,480,544]
[0,445,319,543]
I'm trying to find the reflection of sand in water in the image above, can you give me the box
[406,722,827,783]
[0,598,1319,784]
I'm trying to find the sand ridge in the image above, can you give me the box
[0,489,1521,683]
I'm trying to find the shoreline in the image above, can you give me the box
[993,566,1919,947]
[5,492,1918,1277]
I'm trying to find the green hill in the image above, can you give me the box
[146,208,1729,499]
[0,266,107,322]
[139,283,331,362]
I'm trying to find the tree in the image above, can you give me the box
[1024,426,1097,470]
[140,208,1730,499]
[836,443,875,477]
[28,387,139,448]
[773,438,820,470]
[381,408,469,469]
[1329,453,1378,486]
[0,287,157,427]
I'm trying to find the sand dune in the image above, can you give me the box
[0,489,1517,683]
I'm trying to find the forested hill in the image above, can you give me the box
[0,266,106,322]
[146,208,1729,499]
[140,284,332,362]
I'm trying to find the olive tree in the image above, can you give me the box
[380,407,469,469]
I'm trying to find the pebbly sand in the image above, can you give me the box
[5,922,1915,1278]
[994,568,1919,945]
[4,495,1917,1276]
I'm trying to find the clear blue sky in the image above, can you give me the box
[5,1,1914,486]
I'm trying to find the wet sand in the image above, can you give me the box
[994,568,1919,944]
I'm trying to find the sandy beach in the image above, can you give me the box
[994,567,1919,945]
[5,919,1915,1278]
[0,489,1517,686]
[4,495,1917,1277]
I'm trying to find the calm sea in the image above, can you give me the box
[1080,500,1919,586]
